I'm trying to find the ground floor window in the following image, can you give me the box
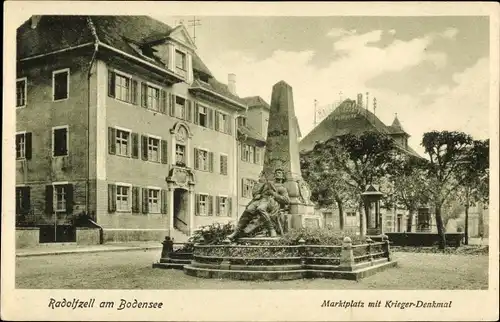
[116,185,131,211]
[148,189,160,213]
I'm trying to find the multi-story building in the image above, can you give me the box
[15,15,270,243]
[299,94,437,234]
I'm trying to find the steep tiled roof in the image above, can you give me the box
[238,125,266,144]
[243,96,270,109]
[387,116,408,135]
[191,78,247,106]
[299,99,420,158]
[17,15,213,77]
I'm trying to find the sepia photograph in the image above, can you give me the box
[2,1,499,321]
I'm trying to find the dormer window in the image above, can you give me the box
[175,50,186,70]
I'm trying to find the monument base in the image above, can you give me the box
[287,203,322,229]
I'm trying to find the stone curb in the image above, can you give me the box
[16,245,163,258]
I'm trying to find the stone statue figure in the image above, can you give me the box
[226,169,290,241]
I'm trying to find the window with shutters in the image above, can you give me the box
[52,69,69,101]
[52,126,68,157]
[115,73,131,102]
[241,144,256,163]
[54,185,67,212]
[237,116,246,127]
[176,144,186,165]
[218,196,228,216]
[220,154,228,175]
[147,136,160,162]
[16,186,31,215]
[175,96,186,119]
[242,178,256,198]
[116,129,130,156]
[16,133,26,159]
[146,84,160,111]
[148,188,161,213]
[116,185,131,211]
[217,112,229,133]
[198,194,208,215]
[197,149,209,171]
[16,78,27,108]
[198,105,208,127]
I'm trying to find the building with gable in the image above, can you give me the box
[14,15,271,243]
[300,94,436,234]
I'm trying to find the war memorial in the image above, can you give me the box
[153,81,397,280]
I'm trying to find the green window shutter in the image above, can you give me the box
[25,132,32,160]
[131,133,139,159]
[194,102,199,125]
[141,82,148,108]
[131,79,138,105]
[208,152,214,173]
[215,196,220,216]
[142,188,149,214]
[22,187,31,215]
[161,140,168,164]
[227,116,232,135]
[169,94,175,116]
[108,127,116,155]
[65,184,74,214]
[141,135,148,161]
[186,100,193,122]
[228,197,232,217]
[108,184,116,213]
[195,194,200,215]
[132,186,140,213]
[214,111,220,131]
[160,90,167,114]
[208,195,213,216]
[15,187,21,214]
[194,148,199,170]
[108,70,115,98]
[161,189,168,214]
[208,108,214,129]
[45,185,53,214]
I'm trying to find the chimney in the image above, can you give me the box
[228,73,236,95]
[357,93,363,108]
[31,16,42,29]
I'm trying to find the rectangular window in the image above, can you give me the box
[147,137,160,162]
[146,85,160,111]
[148,189,160,214]
[16,133,26,159]
[220,154,228,175]
[242,178,256,198]
[116,185,131,211]
[176,144,186,165]
[175,96,186,119]
[53,69,69,101]
[115,73,131,102]
[199,106,207,127]
[219,196,228,217]
[53,127,68,157]
[54,185,66,212]
[16,78,27,107]
[241,144,255,163]
[218,113,228,133]
[249,145,255,163]
[198,194,208,215]
[237,117,246,127]
[16,186,31,215]
[116,129,130,157]
[175,50,186,70]
[198,149,209,171]
[346,212,356,217]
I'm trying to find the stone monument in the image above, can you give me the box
[261,81,320,230]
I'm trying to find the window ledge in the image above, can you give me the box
[16,105,26,109]
[52,155,69,158]
[53,98,69,103]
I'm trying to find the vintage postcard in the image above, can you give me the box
[2,1,499,321]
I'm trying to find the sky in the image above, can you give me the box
[157,15,490,156]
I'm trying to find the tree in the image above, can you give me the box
[321,132,395,236]
[421,131,474,249]
[455,139,489,244]
[386,153,431,232]
[300,142,356,231]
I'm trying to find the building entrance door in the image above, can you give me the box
[173,188,189,234]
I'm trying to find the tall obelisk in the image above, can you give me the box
[262,81,320,229]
